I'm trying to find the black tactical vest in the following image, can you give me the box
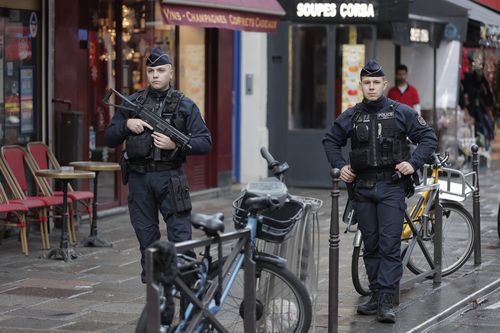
[349,102,409,172]
[126,87,186,163]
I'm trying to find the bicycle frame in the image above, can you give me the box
[145,214,262,333]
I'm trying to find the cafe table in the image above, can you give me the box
[35,168,95,261]
[70,161,121,247]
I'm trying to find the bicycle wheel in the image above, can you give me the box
[351,242,371,296]
[407,201,474,277]
[211,258,312,333]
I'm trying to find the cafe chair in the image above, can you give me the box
[0,182,30,255]
[0,146,75,245]
[0,159,50,251]
[27,142,94,231]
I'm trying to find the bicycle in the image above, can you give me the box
[350,153,476,296]
[135,148,314,332]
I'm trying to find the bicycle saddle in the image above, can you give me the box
[191,213,225,235]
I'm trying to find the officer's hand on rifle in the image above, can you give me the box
[395,161,415,175]
[152,132,176,150]
[127,119,153,134]
[340,164,356,183]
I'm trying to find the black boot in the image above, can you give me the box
[377,293,396,323]
[356,291,379,315]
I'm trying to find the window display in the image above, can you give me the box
[0,9,40,145]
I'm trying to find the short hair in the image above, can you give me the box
[396,64,408,72]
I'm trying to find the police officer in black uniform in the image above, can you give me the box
[105,48,212,282]
[323,59,437,323]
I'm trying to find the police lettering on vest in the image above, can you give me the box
[349,102,409,172]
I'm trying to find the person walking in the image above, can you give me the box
[105,47,212,282]
[323,59,437,323]
[388,64,421,114]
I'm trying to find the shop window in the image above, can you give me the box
[289,26,327,130]
[178,26,206,118]
[0,9,41,145]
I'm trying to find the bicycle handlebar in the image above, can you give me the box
[260,147,279,168]
[260,147,289,181]
[433,152,449,168]
[244,195,281,213]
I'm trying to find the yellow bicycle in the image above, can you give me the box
[351,153,475,296]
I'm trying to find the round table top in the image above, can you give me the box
[36,169,95,180]
[70,161,121,172]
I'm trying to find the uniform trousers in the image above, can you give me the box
[354,180,406,295]
[128,169,192,282]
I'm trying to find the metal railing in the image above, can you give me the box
[145,229,256,333]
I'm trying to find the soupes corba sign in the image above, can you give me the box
[295,2,376,20]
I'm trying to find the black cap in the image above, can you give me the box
[360,59,385,78]
[146,47,172,67]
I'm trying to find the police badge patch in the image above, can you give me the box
[418,116,426,125]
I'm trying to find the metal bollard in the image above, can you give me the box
[471,145,481,265]
[329,168,340,333]
[433,190,442,285]
[145,248,160,333]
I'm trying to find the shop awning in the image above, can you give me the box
[473,0,500,12]
[450,0,500,27]
[160,0,286,33]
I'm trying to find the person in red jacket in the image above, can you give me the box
[387,64,421,114]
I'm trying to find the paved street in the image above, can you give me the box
[0,161,499,332]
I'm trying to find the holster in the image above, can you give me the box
[120,154,130,185]
[402,173,420,198]
[168,174,192,214]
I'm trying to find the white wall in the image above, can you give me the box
[436,41,460,109]
[401,45,434,110]
[240,32,268,183]
[401,40,461,110]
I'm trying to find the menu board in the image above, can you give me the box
[341,44,365,111]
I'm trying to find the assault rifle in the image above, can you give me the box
[102,88,192,155]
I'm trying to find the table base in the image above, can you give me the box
[81,235,113,248]
[47,247,78,261]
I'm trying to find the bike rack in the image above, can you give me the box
[421,145,481,264]
[395,183,443,304]
[257,195,323,330]
[145,229,256,333]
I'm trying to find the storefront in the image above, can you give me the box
[269,0,472,187]
[269,0,408,187]
[454,0,500,164]
[0,0,45,148]
[53,0,284,208]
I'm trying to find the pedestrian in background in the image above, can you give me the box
[105,47,212,282]
[323,59,437,323]
[388,64,421,115]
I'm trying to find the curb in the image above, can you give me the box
[407,278,500,332]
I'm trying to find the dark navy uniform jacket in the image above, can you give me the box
[105,88,212,155]
[323,97,437,171]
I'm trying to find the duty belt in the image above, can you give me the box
[357,170,395,182]
[129,161,179,173]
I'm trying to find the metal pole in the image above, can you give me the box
[146,248,160,333]
[329,168,340,333]
[243,231,256,333]
[432,47,438,131]
[433,190,442,285]
[471,144,481,265]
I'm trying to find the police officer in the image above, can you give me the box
[322,59,437,323]
[105,47,212,282]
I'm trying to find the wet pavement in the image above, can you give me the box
[0,162,499,332]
